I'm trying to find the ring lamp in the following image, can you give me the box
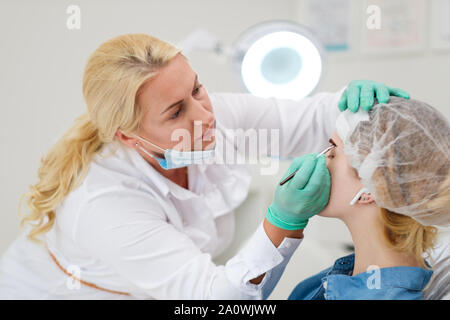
[232,21,324,100]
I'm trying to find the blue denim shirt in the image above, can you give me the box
[288,253,433,300]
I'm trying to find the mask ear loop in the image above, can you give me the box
[350,187,371,205]
[134,135,166,152]
[135,142,159,161]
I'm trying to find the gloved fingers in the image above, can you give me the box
[280,153,315,181]
[290,155,318,190]
[280,157,304,181]
[374,83,390,103]
[304,155,330,195]
[338,89,348,111]
[347,84,361,112]
[388,87,410,99]
[360,83,375,111]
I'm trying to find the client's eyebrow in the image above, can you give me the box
[329,138,337,147]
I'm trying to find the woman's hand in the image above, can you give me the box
[338,80,410,112]
[265,153,331,230]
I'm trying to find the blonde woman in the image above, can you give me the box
[0,33,409,299]
[288,97,449,300]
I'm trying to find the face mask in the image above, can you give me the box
[133,135,216,170]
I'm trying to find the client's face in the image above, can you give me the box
[319,131,370,218]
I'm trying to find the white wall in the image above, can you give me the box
[1,0,449,299]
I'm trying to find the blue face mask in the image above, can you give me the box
[134,135,216,170]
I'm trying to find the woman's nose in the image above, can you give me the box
[190,100,214,125]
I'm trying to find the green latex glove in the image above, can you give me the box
[338,80,410,112]
[266,153,331,230]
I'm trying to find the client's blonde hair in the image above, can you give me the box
[379,208,438,268]
[377,175,449,268]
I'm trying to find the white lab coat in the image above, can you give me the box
[0,90,343,299]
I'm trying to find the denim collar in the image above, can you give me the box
[322,253,433,298]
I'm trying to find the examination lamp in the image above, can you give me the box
[178,21,324,100]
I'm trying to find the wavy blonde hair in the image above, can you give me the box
[19,33,181,244]
[379,208,438,269]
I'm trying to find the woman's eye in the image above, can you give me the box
[193,84,203,96]
[170,108,181,119]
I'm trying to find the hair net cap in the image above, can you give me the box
[335,108,369,142]
[336,97,450,227]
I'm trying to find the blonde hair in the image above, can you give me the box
[378,174,449,268]
[19,33,181,244]
[379,208,438,269]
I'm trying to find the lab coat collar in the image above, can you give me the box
[125,143,209,201]
[151,125,247,204]
[104,139,171,197]
[105,135,215,201]
[129,142,213,200]
[103,122,251,210]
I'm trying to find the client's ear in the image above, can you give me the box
[357,192,375,205]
